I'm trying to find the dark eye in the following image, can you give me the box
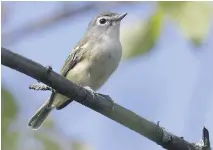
[99,18,106,24]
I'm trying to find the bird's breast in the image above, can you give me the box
[65,39,122,91]
[88,40,122,89]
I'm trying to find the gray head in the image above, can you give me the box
[86,12,127,38]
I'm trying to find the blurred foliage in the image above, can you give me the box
[1,88,17,135]
[122,1,213,59]
[121,9,163,59]
[2,87,18,150]
[159,1,213,46]
[1,87,92,150]
[72,141,93,150]
[2,2,213,58]
[34,133,61,150]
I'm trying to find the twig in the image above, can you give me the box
[1,47,210,150]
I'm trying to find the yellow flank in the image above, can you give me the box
[52,58,91,108]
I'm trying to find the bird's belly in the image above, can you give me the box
[67,50,121,90]
[52,46,121,108]
[89,44,121,90]
[52,58,117,108]
[89,55,119,90]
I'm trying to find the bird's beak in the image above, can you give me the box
[115,13,127,21]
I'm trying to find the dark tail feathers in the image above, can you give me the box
[28,100,53,130]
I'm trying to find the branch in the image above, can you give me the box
[1,47,211,150]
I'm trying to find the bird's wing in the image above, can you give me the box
[60,36,89,77]
[51,37,90,109]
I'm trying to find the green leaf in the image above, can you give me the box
[1,87,18,150]
[159,2,213,46]
[121,9,163,59]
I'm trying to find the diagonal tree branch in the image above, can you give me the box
[1,47,211,150]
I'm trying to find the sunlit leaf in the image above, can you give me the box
[121,9,163,59]
[159,1,213,46]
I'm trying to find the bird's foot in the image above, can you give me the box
[83,86,96,97]
[97,93,115,111]
[29,83,52,91]
[29,65,54,92]
[83,86,115,110]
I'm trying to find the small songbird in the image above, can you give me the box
[28,11,127,129]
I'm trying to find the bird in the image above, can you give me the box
[28,11,127,129]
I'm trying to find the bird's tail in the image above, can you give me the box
[28,100,53,130]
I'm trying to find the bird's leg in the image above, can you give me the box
[83,86,115,110]
[97,93,115,111]
[29,65,54,91]
[83,86,96,97]
[29,82,56,109]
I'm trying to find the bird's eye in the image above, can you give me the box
[99,18,106,24]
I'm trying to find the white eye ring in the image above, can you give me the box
[97,17,108,26]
